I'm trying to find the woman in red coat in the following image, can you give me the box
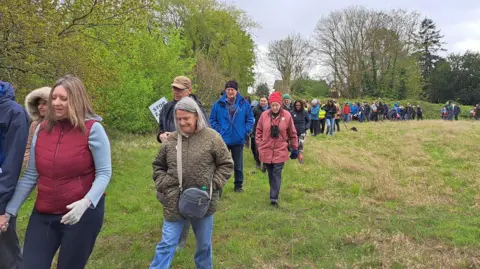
[255,91,298,207]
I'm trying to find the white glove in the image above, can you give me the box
[60,198,92,225]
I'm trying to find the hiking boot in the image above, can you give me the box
[234,186,243,193]
[270,201,279,208]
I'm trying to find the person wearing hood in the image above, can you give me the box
[23,87,51,168]
[4,75,112,269]
[150,96,233,269]
[291,100,310,163]
[157,76,208,143]
[210,80,254,193]
[255,92,298,207]
[252,96,269,171]
[0,81,30,269]
[282,93,293,111]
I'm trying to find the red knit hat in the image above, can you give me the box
[268,91,282,104]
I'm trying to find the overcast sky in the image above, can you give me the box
[225,0,480,87]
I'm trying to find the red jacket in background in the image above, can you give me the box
[343,105,351,115]
[256,109,298,164]
[34,120,96,214]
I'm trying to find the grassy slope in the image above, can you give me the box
[16,120,480,268]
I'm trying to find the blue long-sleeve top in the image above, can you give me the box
[6,122,112,216]
[310,104,320,120]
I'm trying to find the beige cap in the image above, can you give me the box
[171,76,192,90]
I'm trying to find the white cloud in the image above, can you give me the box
[444,9,480,53]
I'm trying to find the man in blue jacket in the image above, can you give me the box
[210,80,254,192]
[0,80,29,268]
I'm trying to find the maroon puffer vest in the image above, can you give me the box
[34,120,96,214]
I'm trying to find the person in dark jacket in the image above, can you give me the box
[252,96,269,170]
[323,99,337,136]
[0,81,30,269]
[377,102,384,121]
[453,103,461,120]
[209,80,254,193]
[156,76,209,250]
[383,103,389,120]
[157,76,208,143]
[417,106,423,120]
[291,100,310,163]
[282,94,293,112]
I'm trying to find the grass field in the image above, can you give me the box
[15,120,480,268]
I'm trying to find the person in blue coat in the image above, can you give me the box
[209,80,254,192]
[0,81,30,268]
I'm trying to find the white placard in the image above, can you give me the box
[149,97,168,123]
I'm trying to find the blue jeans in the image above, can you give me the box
[325,118,335,136]
[150,215,214,269]
[343,114,349,122]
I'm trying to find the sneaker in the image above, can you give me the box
[234,186,243,192]
[270,201,279,208]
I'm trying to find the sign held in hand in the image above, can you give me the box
[149,97,168,123]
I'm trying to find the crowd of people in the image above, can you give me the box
[0,75,477,269]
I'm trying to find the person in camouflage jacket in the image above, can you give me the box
[150,96,233,269]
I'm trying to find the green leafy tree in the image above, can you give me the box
[255,83,270,97]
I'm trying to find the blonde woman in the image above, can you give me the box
[5,75,112,269]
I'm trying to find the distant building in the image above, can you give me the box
[273,80,294,94]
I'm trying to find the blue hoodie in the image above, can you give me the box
[209,93,254,146]
[0,81,30,215]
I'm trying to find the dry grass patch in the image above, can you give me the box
[341,229,480,269]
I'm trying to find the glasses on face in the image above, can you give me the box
[173,87,187,92]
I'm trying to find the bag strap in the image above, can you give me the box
[177,133,183,192]
[177,133,213,199]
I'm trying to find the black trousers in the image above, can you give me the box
[250,136,260,165]
[0,217,22,269]
[334,119,340,131]
[310,120,320,135]
[319,119,326,133]
[22,197,105,269]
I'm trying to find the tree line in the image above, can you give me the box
[265,6,480,105]
[0,0,256,133]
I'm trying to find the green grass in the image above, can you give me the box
[16,120,480,268]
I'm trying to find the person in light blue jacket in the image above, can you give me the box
[209,80,254,193]
[309,99,320,136]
